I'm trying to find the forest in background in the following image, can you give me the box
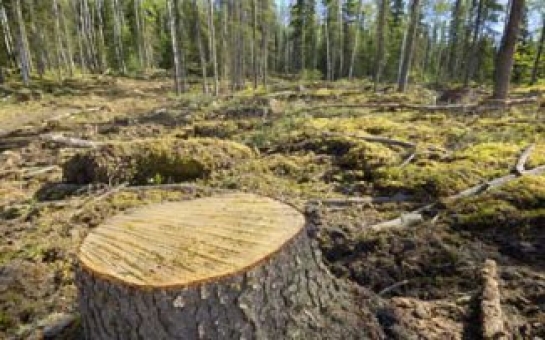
[0,0,543,96]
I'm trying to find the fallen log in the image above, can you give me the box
[365,144,545,232]
[308,193,414,207]
[75,193,384,339]
[40,134,102,149]
[480,259,507,339]
[297,97,540,115]
[322,131,416,149]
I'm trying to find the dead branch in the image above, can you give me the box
[365,145,545,232]
[480,259,507,339]
[40,134,102,149]
[514,143,535,175]
[308,193,414,207]
[322,132,416,149]
[366,209,429,232]
[400,152,417,167]
[22,166,60,179]
[378,280,410,296]
[70,183,128,219]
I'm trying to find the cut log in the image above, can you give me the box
[76,193,384,339]
[480,259,507,339]
[40,134,102,149]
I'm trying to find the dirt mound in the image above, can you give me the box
[63,138,254,185]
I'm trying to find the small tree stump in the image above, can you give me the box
[76,193,382,339]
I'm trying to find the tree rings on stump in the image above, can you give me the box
[76,192,384,339]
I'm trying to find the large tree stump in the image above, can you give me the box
[76,193,383,339]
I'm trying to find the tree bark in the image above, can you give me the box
[446,0,463,79]
[192,0,209,94]
[397,0,421,92]
[349,0,364,80]
[76,193,384,339]
[111,0,127,74]
[260,0,269,88]
[530,16,545,85]
[493,0,525,100]
[167,0,182,95]
[208,0,219,95]
[373,0,387,91]
[13,0,31,85]
[464,0,485,87]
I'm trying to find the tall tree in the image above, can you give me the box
[446,0,463,79]
[492,0,525,99]
[348,0,364,80]
[192,0,208,94]
[207,0,218,95]
[531,15,545,85]
[167,0,182,94]
[464,0,485,86]
[13,0,30,85]
[373,0,388,91]
[397,0,421,92]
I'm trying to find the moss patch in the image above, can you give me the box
[63,138,254,185]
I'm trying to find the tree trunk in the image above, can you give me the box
[397,0,421,92]
[260,0,269,88]
[95,0,107,73]
[59,0,74,76]
[167,0,182,95]
[251,0,258,89]
[337,0,344,79]
[27,0,47,78]
[207,0,219,95]
[13,0,30,85]
[446,0,463,79]
[464,0,485,87]
[0,0,15,67]
[325,19,332,81]
[192,0,208,94]
[76,193,384,339]
[134,0,146,70]
[52,0,67,78]
[530,16,545,85]
[111,0,127,74]
[374,0,387,91]
[349,0,364,80]
[492,0,525,100]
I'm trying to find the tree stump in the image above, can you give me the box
[76,193,383,339]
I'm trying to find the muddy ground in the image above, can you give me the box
[1,76,545,339]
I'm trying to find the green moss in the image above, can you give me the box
[337,142,400,179]
[193,121,239,138]
[0,312,14,331]
[446,176,545,233]
[63,138,255,185]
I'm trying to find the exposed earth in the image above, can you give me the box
[1,75,545,339]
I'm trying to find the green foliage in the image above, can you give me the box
[299,69,323,81]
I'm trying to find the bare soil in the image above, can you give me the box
[1,76,544,339]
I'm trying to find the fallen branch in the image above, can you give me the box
[308,193,414,207]
[365,144,545,232]
[22,165,60,179]
[378,280,410,296]
[40,134,102,149]
[70,183,128,219]
[480,259,506,339]
[367,208,429,233]
[400,152,417,167]
[514,143,535,175]
[322,131,416,149]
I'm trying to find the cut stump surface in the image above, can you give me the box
[76,192,384,339]
[79,193,304,288]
